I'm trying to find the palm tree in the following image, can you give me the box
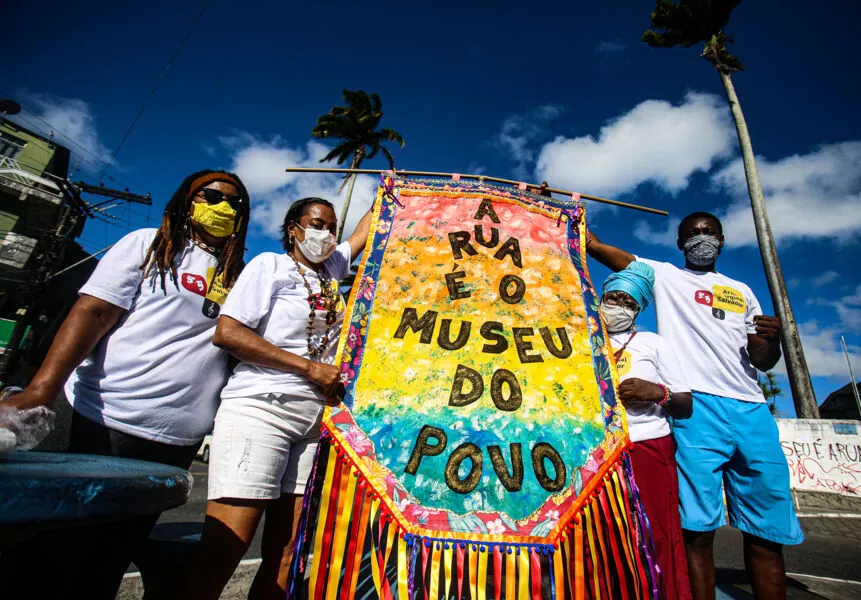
[643,0,819,418]
[312,90,405,242]
[758,371,784,416]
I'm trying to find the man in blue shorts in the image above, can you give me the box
[587,211,803,600]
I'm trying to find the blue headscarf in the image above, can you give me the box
[602,261,655,310]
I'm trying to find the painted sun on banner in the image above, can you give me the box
[291,177,660,600]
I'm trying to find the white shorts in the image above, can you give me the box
[207,394,324,500]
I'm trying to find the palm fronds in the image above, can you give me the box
[643,0,744,72]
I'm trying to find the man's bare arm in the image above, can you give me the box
[585,230,636,273]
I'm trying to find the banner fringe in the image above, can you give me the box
[290,431,661,600]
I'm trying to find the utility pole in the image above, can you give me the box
[841,336,861,419]
[0,182,150,385]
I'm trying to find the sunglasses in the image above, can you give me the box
[603,292,640,311]
[197,187,246,210]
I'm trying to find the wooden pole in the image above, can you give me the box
[718,69,818,418]
[284,167,669,216]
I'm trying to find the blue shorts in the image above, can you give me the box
[673,392,804,545]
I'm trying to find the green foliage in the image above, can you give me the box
[311,89,405,171]
[758,371,784,416]
[643,0,744,72]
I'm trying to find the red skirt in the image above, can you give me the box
[630,434,692,600]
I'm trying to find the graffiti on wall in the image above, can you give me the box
[778,420,861,496]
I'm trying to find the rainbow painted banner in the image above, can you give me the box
[290,177,660,600]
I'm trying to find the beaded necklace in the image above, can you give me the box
[290,253,339,358]
[189,236,220,255]
[186,217,222,255]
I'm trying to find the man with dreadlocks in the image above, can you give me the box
[0,169,251,598]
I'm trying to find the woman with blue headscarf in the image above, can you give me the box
[601,261,694,600]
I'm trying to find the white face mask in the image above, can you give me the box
[296,225,337,264]
[600,302,638,333]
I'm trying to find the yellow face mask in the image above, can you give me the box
[191,201,237,238]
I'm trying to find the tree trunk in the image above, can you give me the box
[337,173,358,243]
[717,69,820,418]
[336,150,363,243]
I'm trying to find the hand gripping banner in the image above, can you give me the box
[290,177,660,600]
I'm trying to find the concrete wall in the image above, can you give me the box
[777,418,861,498]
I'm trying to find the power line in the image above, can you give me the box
[98,1,209,181]
[49,245,113,280]
[10,112,111,174]
[2,103,148,192]
[88,212,151,230]
[8,111,143,190]
[4,139,157,230]
[124,203,159,225]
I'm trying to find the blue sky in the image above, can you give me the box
[4,0,860,416]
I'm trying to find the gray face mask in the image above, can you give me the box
[684,234,721,266]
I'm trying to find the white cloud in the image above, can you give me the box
[810,270,840,288]
[633,216,680,248]
[493,105,564,179]
[841,286,861,333]
[711,141,861,247]
[467,162,487,176]
[773,321,859,379]
[220,133,304,195]
[536,92,735,199]
[221,133,376,240]
[810,284,861,334]
[595,40,627,55]
[837,305,861,334]
[21,94,113,170]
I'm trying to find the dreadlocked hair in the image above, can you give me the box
[140,169,251,291]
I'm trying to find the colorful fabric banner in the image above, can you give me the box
[291,177,660,599]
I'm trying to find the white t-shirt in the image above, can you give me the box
[65,228,233,445]
[219,242,351,401]
[609,330,690,442]
[636,257,765,403]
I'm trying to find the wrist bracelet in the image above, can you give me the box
[656,384,671,407]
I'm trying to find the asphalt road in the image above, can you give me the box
[143,460,861,598]
[147,460,263,558]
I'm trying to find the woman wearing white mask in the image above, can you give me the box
[186,197,372,600]
[600,261,694,600]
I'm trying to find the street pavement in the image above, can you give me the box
[119,460,861,599]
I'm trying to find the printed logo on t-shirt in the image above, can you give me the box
[181,273,207,297]
[694,286,745,321]
[201,267,232,319]
[615,350,632,376]
[711,285,746,314]
[694,289,714,306]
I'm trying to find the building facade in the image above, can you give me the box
[0,120,72,276]
[0,119,94,379]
